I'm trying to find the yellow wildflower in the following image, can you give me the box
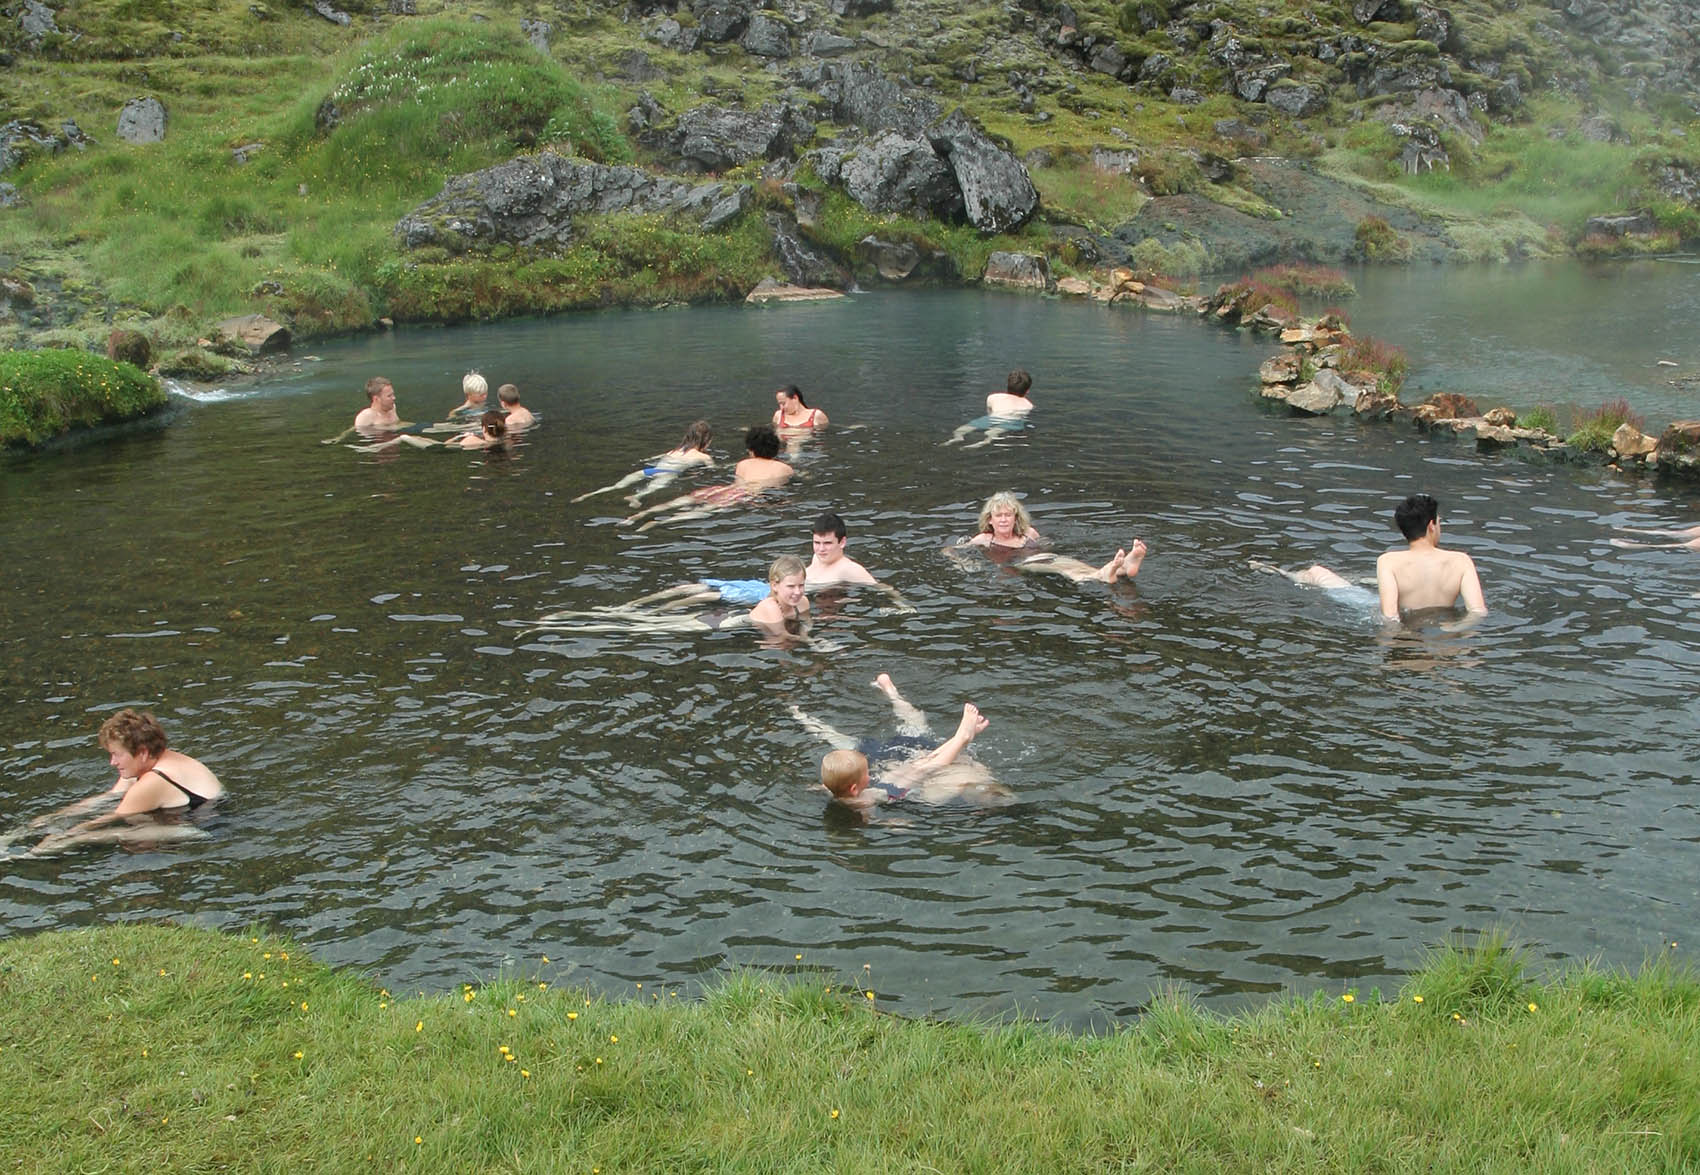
[1412,995,1423,1004]
[1527,1002,1539,1012]
[293,1051,303,1059]
[415,1021,423,1032]
[1341,993,1354,1003]
[830,1109,840,1119]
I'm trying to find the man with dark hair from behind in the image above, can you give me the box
[1267,492,1487,622]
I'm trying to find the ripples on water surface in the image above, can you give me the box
[2,275,1697,1026]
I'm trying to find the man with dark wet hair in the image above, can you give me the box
[1374,493,1486,618]
[947,368,1036,447]
[1268,492,1487,621]
[621,425,793,529]
[806,511,878,587]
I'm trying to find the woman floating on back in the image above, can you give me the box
[571,420,715,505]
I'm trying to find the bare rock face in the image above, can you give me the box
[1260,352,1302,385]
[395,152,746,252]
[1656,420,1700,460]
[18,0,59,39]
[928,110,1039,235]
[836,132,962,220]
[981,251,1050,291]
[116,97,167,144]
[214,314,290,355]
[745,276,844,303]
[648,102,815,174]
[1611,422,1658,459]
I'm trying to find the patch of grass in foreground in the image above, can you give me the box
[0,349,166,446]
[1,924,1696,1169]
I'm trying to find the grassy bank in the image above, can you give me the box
[1,0,1696,358]
[2,924,1695,1169]
[0,348,165,446]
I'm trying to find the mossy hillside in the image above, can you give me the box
[0,348,166,446]
[0,0,1695,353]
[2,923,1697,1169]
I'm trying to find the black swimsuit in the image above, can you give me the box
[153,768,210,811]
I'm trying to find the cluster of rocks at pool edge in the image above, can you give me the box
[1605,420,1700,477]
[1046,266,1202,311]
[1243,311,1698,479]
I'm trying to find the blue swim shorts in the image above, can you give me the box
[702,578,770,606]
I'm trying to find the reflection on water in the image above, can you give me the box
[2,277,1698,1025]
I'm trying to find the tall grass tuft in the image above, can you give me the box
[1338,333,1409,395]
[1250,262,1356,298]
[1406,930,1531,1019]
[1567,396,1645,452]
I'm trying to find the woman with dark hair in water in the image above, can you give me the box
[773,385,828,430]
[572,420,715,505]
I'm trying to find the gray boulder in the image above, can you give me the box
[805,31,857,57]
[1352,0,1401,21]
[699,185,750,231]
[0,182,18,208]
[765,212,850,288]
[740,13,791,58]
[928,110,1039,235]
[839,132,963,219]
[1584,212,1656,237]
[819,63,941,138]
[1089,42,1128,79]
[1264,80,1326,117]
[1,119,87,172]
[1232,63,1291,102]
[1412,2,1453,48]
[656,102,815,173]
[19,0,58,38]
[829,0,891,14]
[520,18,550,53]
[982,251,1050,291]
[695,3,750,44]
[309,0,350,25]
[396,151,741,251]
[855,235,953,282]
[116,98,167,144]
[645,18,699,52]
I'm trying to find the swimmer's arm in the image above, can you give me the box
[788,705,856,750]
[26,787,122,831]
[1458,557,1488,615]
[869,580,917,615]
[1375,554,1401,621]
